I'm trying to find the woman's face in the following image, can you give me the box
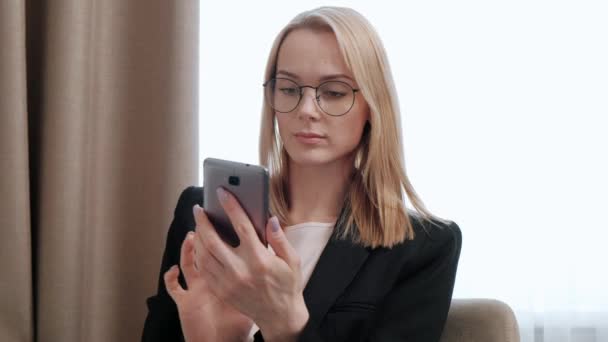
[273,28,370,168]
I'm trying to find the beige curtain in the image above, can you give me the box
[0,0,198,341]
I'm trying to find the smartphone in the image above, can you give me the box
[203,157,269,248]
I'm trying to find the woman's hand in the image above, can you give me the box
[163,215,254,342]
[192,187,310,342]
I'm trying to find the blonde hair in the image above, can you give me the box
[259,6,449,248]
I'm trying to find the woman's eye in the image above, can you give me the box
[279,87,299,96]
[323,90,346,98]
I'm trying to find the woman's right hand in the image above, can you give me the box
[164,230,254,342]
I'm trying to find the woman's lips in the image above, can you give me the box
[294,132,326,145]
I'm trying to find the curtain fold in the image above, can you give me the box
[1,2,33,341]
[1,0,199,341]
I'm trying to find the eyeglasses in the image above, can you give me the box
[263,77,360,117]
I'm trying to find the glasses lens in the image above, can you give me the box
[318,81,355,116]
[265,78,300,113]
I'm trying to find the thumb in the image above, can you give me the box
[266,216,300,270]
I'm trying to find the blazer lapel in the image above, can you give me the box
[302,228,370,325]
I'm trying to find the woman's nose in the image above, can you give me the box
[296,88,322,120]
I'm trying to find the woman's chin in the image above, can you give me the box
[286,148,353,168]
[288,151,336,167]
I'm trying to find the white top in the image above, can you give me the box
[246,221,335,341]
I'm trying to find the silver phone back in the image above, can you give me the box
[203,158,269,247]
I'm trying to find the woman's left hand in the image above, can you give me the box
[192,187,310,342]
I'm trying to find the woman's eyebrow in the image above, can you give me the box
[276,70,355,83]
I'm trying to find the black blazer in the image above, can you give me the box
[142,186,462,341]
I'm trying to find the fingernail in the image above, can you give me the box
[216,187,228,204]
[270,216,281,233]
[193,204,203,215]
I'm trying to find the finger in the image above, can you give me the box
[164,265,186,303]
[266,216,300,270]
[193,204,228,254]
[192,223,233,273]
[179,231,200,286]
[198,242,229,298]
[192,203,205,227]
[199,245,224,279]
[215,187,262,248]
[193,206,239,269]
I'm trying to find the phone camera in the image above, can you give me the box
[228,176,240,186]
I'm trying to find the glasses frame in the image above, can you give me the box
[263,77,360,117]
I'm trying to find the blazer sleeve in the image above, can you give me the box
[141,186,200,342]
[296,221,463,342]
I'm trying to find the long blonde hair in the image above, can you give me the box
[259,6,449,248]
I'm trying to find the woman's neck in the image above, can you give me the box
[286,157,353,226]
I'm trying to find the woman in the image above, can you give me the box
[142,6,462,342]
